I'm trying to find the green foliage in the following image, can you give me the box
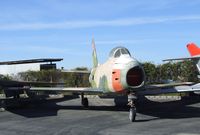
[0,74,11,94]
[0,74,11,80]
[143,62,157,84]
[18,68,90,87]
[73,67,89,71]
[16,61,199,87]
[142,60,198,84]
[178,60,198,82]
[18,70,62,82]
[63,67,90,87]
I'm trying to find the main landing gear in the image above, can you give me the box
[81,93,88,108]
[128,93,137,122]
[0,100,6,111]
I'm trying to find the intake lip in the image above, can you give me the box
[126,66,144,87]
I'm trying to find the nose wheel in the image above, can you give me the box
[128,93,137,122]
[129,107,136,122]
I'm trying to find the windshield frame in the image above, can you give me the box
[109,47,131,58]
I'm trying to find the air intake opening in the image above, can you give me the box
[126,66,144,87]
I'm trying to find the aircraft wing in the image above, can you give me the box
[1,80,198,96]
[163,56,200,61]
[28,82,195,95]
[0,80,65,87]
[146,82,194,89]
[0,58,63,65]
[29,87,103,94]
[0,79,102,95]
[140,83,200,95]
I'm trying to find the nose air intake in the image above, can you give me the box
[126,66,144,87]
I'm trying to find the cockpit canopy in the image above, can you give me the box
[109,47,131,58]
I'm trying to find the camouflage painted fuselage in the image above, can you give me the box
[89,47,145,93]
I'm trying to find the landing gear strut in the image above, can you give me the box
[128,93,137,122]
[81,93,88,108]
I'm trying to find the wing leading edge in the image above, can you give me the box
[30,87,103,94]
[1,80,198,95]
[163,56,200,62]
[0,58,63,65]
[29,82,197,95]
[140,83,200,95]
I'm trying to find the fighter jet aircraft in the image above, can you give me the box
[13,40,197,122]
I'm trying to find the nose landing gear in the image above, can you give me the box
[128,93,137,122]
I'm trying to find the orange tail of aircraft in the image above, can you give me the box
[187,43,200,57]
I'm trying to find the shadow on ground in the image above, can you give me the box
[4,95,200,121]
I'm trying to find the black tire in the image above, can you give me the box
[129,108,136,122]
[82,98,89,108]
[0,100,6,111]
[26,91,37,99]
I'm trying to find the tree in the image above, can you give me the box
[18,67,90,87]
[142,62,157,84]
[178,60,198,82]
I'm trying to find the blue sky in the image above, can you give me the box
[0,0,200,72]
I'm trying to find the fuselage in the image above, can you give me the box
[89,47,145,93]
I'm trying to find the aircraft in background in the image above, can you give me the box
[16,40,198,122]
[164,43,200,72]
[163,43,200,95]
[164,42,200,78]
[0,58,63,98]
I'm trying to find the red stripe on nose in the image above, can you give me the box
[112,69,123,92]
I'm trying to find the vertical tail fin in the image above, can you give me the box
[187,43,200,57]
[92,39,98,68]
[187,43,200,77]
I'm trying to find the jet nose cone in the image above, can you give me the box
[127,66,145,87]
[113,57,145,91]
[125,61,145,88]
